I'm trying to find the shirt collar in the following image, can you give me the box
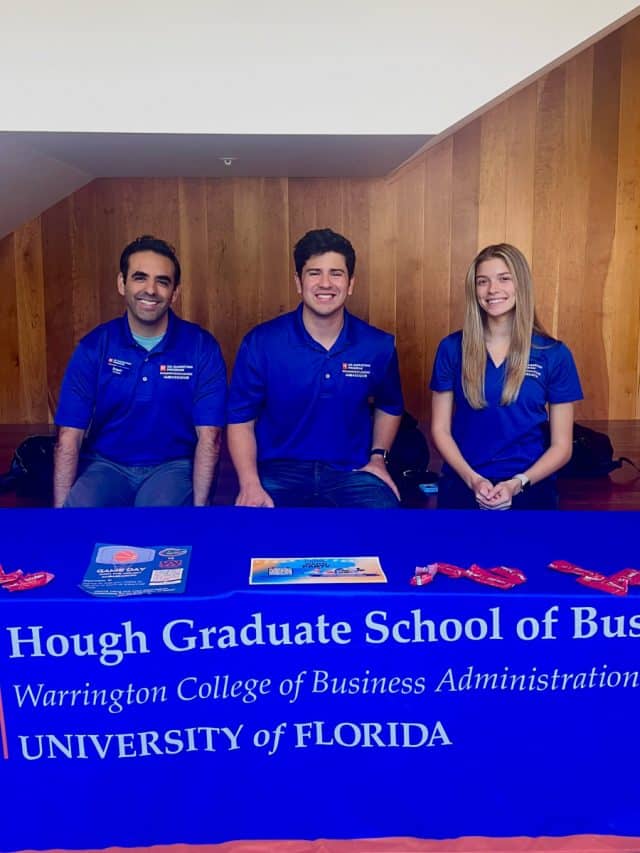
[121,309,176,352]
[291,304,355,353]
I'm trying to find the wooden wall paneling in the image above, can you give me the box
[287,179,320,242]
[342,180,371,323]
[477,101,509,247]
[0,234,21,422]
[556,49,594,419]
[608,17,640,417]
[231,179,264,349]
[313,179,346,236]
[149,178,180,248]
[368,179,397,336]
[14,219,48,422]
[423,139,454,420]
[505,84,537,260]
[206,179,238,371]
[69,182,100,344]
[583,30,623,418]
[531,67,567,337]
[450,120,481,331]
[257,179,291,325]
[177,178,210,331]
[41,198,74,413]
[393,160,426,421]
[94,179,130,322]
[287,179,325,312]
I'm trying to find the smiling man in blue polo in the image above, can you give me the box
[227,228,403,508]
[54,235,227,508]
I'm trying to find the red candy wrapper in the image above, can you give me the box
[609,568,640,586]
[411,564,438,587]
[410,573,435,587]
[577,574,629,596]
[435,562,467,579]
[549,560,605,580]
[0,569,24,585]
[3,572,55,592]
[467,564,516,589]
[415,564,439,577]
[488,566,527,585]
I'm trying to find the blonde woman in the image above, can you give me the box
[430,244,582,510]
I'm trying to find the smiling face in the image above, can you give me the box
[475,257,516,320]
[295,251,354,321]
[117,250,179,337]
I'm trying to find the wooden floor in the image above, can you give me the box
[1,421,639,510]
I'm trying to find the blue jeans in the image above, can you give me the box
[258,460,399,509]
[437,472,559,510]
[64,455,194,508]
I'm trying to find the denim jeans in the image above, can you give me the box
[64,455,193,508]
[258,459,399,509]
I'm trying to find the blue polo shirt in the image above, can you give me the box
[55,311,227,466]
[430,331,583,480]
[228,306,403,469]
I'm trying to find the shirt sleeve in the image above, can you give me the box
[192,333,228,427]
[429,335,458,392]
[372,344,404,415]
[547,342,583,404]
[54,337,101,429]
[227,333,267,424]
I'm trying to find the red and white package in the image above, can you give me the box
[467,564,517,589]
[609,568,640,587]
[0,569,24,585]
[410,573,436,587]
[434,562,467,579]
[576,574,629,596]
[548,560,605,580]
[485,565,527,585]
[3,572,55,592]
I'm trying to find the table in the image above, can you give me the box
[1,506,639,852]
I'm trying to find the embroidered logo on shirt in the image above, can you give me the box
[342,362,372,378]
[108,357,133,375]
[160,364,194,380]
[525,361,543,379]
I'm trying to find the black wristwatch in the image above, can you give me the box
[370,448,390,464]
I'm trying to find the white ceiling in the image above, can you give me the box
[0,1,638,240]
[0,132,431,238]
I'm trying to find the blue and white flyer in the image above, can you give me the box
[249,556,386,585]
[81,544,191,597]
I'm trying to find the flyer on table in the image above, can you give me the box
[250,556,387,585]
[81,544,191,597]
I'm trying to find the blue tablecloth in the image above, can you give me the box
[1,507,639,851]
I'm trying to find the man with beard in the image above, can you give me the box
[54,235,226,507]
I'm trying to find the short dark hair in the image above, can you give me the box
[293,228,356,278]
[119,235,181,286]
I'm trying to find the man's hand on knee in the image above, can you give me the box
[235,482,275,508]
[356,458,400,501]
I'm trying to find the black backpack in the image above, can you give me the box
[0,434,56,503]
[558,423,639,479]
[387,412,437,500]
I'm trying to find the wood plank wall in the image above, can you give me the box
[0,18,638,426]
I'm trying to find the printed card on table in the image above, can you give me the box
[250,556,387,585]
[81,544,191,597]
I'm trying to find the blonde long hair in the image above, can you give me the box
[462,244,549,409]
